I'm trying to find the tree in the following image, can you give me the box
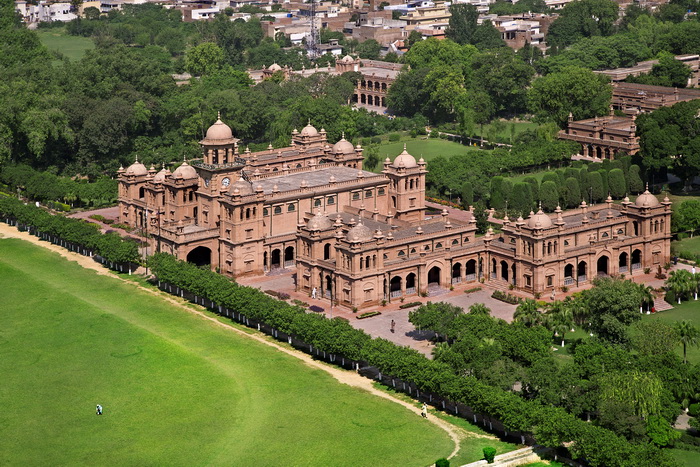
[546,0,620,49]
[629,321,679,357]
[470,49,534,116]
[540,181,559,212]
[472,20,506,50]
[646,415,681,446]
[599,370,663,420]
[528,67,612,126]
[510,182,533,217]
[628,164,644,194]
[564,177,580,208]
[490,176,506,210]
[445,4,479,45]
[185,42,224,76]
[546,301,574,346]
[582,277,643,344]
[608,168,627,198]
[675,200,700,236]
[408,302,463,339]
[355,39,381,60]
[460,181,474,207]
[674,320,699,364]
[667,269,694,304]
[513,299,542,327]
[469,303,491,315]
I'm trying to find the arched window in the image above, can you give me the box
[314,199,322,207]
[287,203,295,212]
[378,188,385,196]
[435,242,442,249]
[274,206,282,215]
[365,190,373,198]
[452,239,459,245]
[327,196,335,205]
[263,208,269,216]
[398,250,405,256]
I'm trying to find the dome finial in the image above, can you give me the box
[135,154,139,163]
[342,131,345,139]
[645,182,649,192]
[308,118,311,125]
[538,200,542,212]
[217,110,221,121]
[183,154,187,162]
[403,143,407,151]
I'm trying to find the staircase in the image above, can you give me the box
[653,296,674,312]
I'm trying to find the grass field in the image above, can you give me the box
[471,121,540,142]
[647,299,700,364]
[0,238,455,466]
[370,138,488,173]
[37,28,94,61]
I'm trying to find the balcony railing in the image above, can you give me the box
[631,263,641,271]
[390,290,402,298]
[452,277,462,284]
[405,287,416,295]
[578,274,587,283]
[564,277,574,286]
[465,273,476,282]
[284,260,295,268]
[619,266,628,273]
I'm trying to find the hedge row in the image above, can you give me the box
[147,252,676,467]
[0,196,141,266]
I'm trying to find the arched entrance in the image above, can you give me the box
[511,264,516,285]
[632,249,642,271]
[597,255,609,276]
[271,249,281,268]
[284,246,294,267]
[186,246,211,267]
[263,251,268,270]
[500,261,509,281]
[428,266,441,286]
[619,252,628,273]
[406,273,416,294]
[325,274,332,298]
[577,261,587,282]
[390,276,402,298]
[564,264,574,285]
[466,259,477,281]
[491,259,497,279]
[324,243,331,260]
[452,263,462,284]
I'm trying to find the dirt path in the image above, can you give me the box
[0,223,470,460]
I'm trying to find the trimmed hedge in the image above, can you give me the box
[357,311,382,319]
[399,301,422,309]
[147,252,676,467]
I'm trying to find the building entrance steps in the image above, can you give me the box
[652,296,674,312]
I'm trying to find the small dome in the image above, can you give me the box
[205,115,234,141]
[341,55,354,63]
[527,209,553,229]
[229,176,253,195]
[300,122,319,137]
[172,161,198,180]
[332,135,354,154]
[392,144,417,168]
[346,222,373,243]
[152,167,170,184]
[635,188,660,207]
[306,211,333,231]
[125,158,148,176]
[268,63,282,72]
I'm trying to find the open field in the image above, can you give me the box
[0,238,455,466]
[370,138,489,173]
[37,28,94,61]
[471,121,540,142]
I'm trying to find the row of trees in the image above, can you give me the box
[0,196,140,264]
[0,164,117,207]
[146,253,677,466]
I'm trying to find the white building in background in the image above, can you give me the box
[15,1,77,23]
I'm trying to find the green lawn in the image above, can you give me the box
[673,236,700,256]
[370,138,489,173]
[669,447,700,467]
[37,28,94,61]
[471,121,540,142]
[0,238,453,466]
[647,299,700,364]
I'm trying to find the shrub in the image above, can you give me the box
[435,458,449,467]
[483,447,496,463]
[464,287,482,294]
[103,218,115,224]
[665,291,676,305]
[352,306,358,313]
[357,311,381,319]
[292,299,309,307]
[689,403,700,417]
[90,214,106,222]
[381,299,387,306]
[399,301,421,309]
[388,133,401,142]
[371,136,382,144]
[491,290,520,304]
[561,286,569,292]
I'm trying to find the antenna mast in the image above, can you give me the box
[308,0,319,59]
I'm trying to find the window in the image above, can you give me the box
[435,242,442,249]
[314,199,322,207]
[452,239,459,245]
[246,229,253,239]
[617,228,624,235]
[378,188,385,196]
[398,250,405,256]
[263,208,269,216]
[564,240,570,246]
[409,197,416,207]
[410,248,416,254]
[352,192,360,200]
[327,196,335,205]
[547,276,553,286]
[525,275,532,286]
[365,190,373,198]
[424,245,430,251]
[602,232,609,238]
[274,206,282,215]
[383,254,388,259]
[287,203,296,212]
[365,289,372,302]
[225,229,231,240]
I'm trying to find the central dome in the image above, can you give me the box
[152,166,170,184]
[125,158,148,176]
[300,122,319,137]
[172,161,198,180]
[205,114,234,141]
[332,135,354,154]
[635,188,660,207]
[346,222,373,242]
[392,145,417,168]
[527,209,553,229]
[306,211,332,231]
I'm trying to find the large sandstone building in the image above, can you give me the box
[119,118,671,309]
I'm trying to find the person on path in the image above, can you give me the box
[96,404,102,415]
[421,402,428,418]
[311,287,317,299]
[693,266,696,275]
[390,319,395,333]
[551,289,556,301]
